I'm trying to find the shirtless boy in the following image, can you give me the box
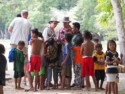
[81,30,97,91]
[30,28,43,91]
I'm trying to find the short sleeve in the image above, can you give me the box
[65,44,71,55]
[9,18,17,28]
[43,28,49,41]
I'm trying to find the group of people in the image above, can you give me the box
[0,9,122,94]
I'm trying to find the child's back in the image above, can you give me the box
[31,38,43,55]
[82,41,94,56]
[14,48,25,72]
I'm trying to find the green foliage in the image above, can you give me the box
[75,0,99,32]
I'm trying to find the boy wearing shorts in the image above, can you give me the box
[94,43,106,90]
[30,28,43,91]
[61,33,72,89]
[14,41,25,90]
[81,30,97,91]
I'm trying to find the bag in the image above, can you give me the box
[8,48,15,62]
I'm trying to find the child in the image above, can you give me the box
[0,44,7,94]
[105,40,120,94]
[93,43,106,90]
[61,33,72,89]
[72,37,83,89]
[45,38,58,90]
[14,41,25,90]
[81,30,97,91]
[29,28,43,91]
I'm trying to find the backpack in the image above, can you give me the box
[8,48,15,62]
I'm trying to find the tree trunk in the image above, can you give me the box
[111,0,125,64]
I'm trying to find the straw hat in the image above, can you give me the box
[49,17,59,23]
[62,17,71,23]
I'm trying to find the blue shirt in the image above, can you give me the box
[63,43,72,65]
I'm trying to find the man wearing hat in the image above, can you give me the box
[57,17,72,42]
[42,17,59,42]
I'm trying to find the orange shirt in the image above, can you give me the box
[72,46,82,64]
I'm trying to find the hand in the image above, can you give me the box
[61,61,65,66]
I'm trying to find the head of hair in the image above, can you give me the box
[107,39,116,51]
[0,44,5,54]
[38,32,43,38]
[95,43,102,49]
[83,30,92,40]
[31,28,39,36]
[16,13,21,17]
[18,41,25,46]
[65,33,73,43]
[72,22,80,30]
[46,38,55,46]
[21,10,28,16]
[93,38,99,43]
[75,37,83,46]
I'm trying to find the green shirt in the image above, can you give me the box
[14,49,25,72]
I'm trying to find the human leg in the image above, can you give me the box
[0,85,3,94]
[34,71,39,91]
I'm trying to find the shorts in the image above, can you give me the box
[82,57,95,76]
[61,65,72,78]
[30,55,41,72]
[11,44,28,63]
[95,70,105,81]
[14,71,24,78]
[106,74,118,82]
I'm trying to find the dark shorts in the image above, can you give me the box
[95,70,105,81]
[14,71,25,78]
[0,72,5,86]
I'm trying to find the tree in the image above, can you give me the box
[111,0,125,64]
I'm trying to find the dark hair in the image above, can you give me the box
[75,37,83,46]
[95,43,102,49]
[0,44,5,54]
[16,13,21,17]
[93,39,99,43]
[83,30,92,40]
[32,28,39,36]
[46,38,55,46]
[107,40,116,51]
[38,32,43,38]
[65,33,73,43]
[72,22,80,30]
[18,41,25,46]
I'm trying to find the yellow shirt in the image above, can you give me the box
[94,52,106,70]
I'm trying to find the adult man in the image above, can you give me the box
[8,10,32,85]
[57,17,72,42]
[43,17,59,42]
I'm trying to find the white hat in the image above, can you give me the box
[49,17,59,23]
[62,17,71,23]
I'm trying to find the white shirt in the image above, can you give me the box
[42,26,56,41]
[9,17,32,47]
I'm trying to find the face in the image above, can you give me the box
[109,42,116,51]
[96,47,102,53]
[18,45,24,50]
[63,22,69,27]
[31,32,37,38]
[50,21,58,28]
[72,25,78,33]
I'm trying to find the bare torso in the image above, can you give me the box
[81,40,94,56]
[30,38,43,55]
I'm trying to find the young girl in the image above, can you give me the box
[72,37,83,89]
[0,44,7,94]
[105,40,120,94]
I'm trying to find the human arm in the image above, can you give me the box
[80,44,84,56]
[8,18,16,33]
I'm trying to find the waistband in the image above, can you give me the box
[107,65,118,68]
[31,54,41,57]
[82,56,93,58]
